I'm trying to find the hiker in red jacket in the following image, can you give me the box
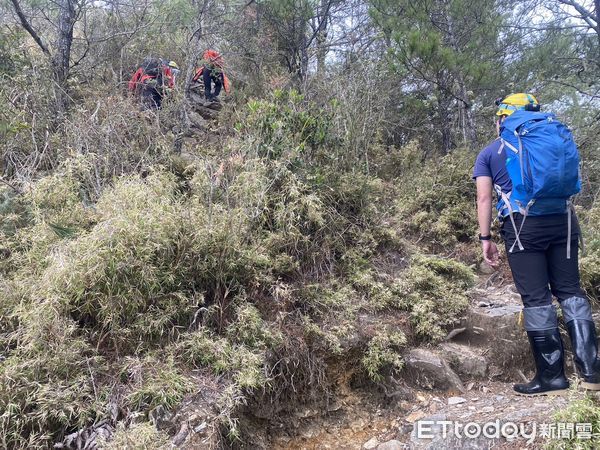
[128,58,178,109]
[192,49,231,102]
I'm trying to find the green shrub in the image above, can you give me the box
[243,89,335,161]
[0,303,107,449]
[0,185,28,237]
[122,356,195,412]
[226,303,282,349]
[394,255,474,342]
[175,328,266,389]
[36,171,195,351]
[546,394,600,449]
[0,89,485,449]
[580,206,600,301]
[362,328,407,381]
[9,165,94,274]
[395,148,478,250]
[98,422,170,450]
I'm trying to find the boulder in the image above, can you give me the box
[363,437,380,449]
[404,349,465,393]
[378,439,404,450]
[456,297,531,378]
[440,342,488,379]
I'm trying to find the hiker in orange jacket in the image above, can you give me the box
[192,49,231,102]
[128,58,178,109]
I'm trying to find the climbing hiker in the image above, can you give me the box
[473,92,600,396]
[167,60,180,82]
[192,49,231,102]
[128,57,178,109]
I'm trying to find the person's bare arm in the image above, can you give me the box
[476,176,493,236]
[476,176,499,266]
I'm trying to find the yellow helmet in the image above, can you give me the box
[495,93,540,116]
[168,61,179,70]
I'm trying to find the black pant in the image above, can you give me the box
[501,213,585,308]
[203,65,223,100]
[140,84,162,109]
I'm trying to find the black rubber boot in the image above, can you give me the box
[562,296,600,390]
[566,320,600,390]
[514,328,570,396]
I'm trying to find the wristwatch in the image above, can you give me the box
[478,234,492,241]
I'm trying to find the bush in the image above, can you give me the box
[394,255,474,342]
[175,328,266,390]
[547,394,600,449]
[97,422,170,450]
[37,171,194,351]
[362,328,407,381]
[0,88,482,449]
[122,355,195,412]
[580,206,600,301]
[243,89,336,162]
[395,148,478,251]
[0,303,107,449]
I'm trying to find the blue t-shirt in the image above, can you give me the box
[472,138,512,193]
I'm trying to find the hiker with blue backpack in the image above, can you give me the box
[473,93,600,396]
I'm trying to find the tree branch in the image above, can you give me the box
[9,0,51,56]
[557,0,598,31]
[305,0,335,48]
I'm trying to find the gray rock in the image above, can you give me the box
[440,343,488,379]
[409,413,499,449]
[447,396,467,405]
[459,300,530,379]
[409,414,450,449]
[172,423,189,446]
[378,439,405,450]
[404,349,465,393]
[363,437,380,449]
[479,261,495,274]
[193,422,207,433]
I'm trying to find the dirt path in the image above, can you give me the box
[271,379,593,449]
[268,278,598,450]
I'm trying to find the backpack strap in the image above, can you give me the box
[499,132,530,253]
[509,199,535,253]
[502,131,528,197]
[566,199,584,260]
[501,138,517,154]
[567,200,573,259]
[498,190,525,252]
[515,131,526,192]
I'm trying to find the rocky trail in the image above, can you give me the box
[157,110,595,450]
[266,277,596,450]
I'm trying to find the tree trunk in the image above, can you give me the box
[441,0,477,148]
[52,0,76,116]
[436,78,453,155]
[596,0,600,58]
[456,77,477,148]
[296,12,309,86]
[316,0,329,75]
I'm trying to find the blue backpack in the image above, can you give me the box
[497,110,581,257]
